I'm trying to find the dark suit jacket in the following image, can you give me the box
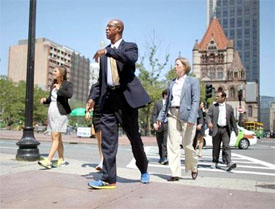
[90,40,151,110]
[152,100,167,132]
[44,80,73,115]
[206,103,238,137]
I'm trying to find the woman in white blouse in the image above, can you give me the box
[157,57,200,181]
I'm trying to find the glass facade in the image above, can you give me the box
[208,0,259,83]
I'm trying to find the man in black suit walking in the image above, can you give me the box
[152,89,168,165]
[206,91,238,171]
[86,19,151,189]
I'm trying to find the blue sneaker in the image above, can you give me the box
[88,180,116,189]
[141,172,150,184]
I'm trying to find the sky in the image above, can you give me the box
[0,0,274,97]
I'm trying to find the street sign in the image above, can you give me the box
[238,106,244,113]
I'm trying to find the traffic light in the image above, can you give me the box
[205,84,213,100]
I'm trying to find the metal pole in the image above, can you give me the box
[16,0,40,161]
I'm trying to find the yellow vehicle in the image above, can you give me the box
[244,121,264,138]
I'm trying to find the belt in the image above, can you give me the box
[107,85,120,90]
[170,106,179,109]
[217,125,227,128]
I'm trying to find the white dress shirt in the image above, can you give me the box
[217,102,227,126]
[171,75,186,107]
[107,39,122,86]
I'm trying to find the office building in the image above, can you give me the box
[8,38,90,102]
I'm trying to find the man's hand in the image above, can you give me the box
[153,123,159,131]
[93,49,106,62]
[208,123,213,129]
[156,121,162,127]
[197,124,202,130]
[86,99,95,111]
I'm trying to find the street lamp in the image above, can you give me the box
[16,0,40,161]
[238,85,243,127]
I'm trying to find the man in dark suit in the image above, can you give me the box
[206,91,238,172]
[152,89,168,165]
[86,19,151,189]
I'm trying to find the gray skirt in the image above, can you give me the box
[47,102,69,133]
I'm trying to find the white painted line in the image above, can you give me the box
[126,146,151,169]
[232,153,275,169]
[147,164,275,176]
[0,146,17,150]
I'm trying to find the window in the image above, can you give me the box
[244,28,250,37]
[223,10,228,17]
[217,67,223,79]
[234,72,238,79]
[230,18,235,27]
[248,105,253,117]
[230,30,235,38]
[237,29,242,39]
[237,18,242,27]
[209,54,215,63]
[210,67,216,79]
[230,87,235,98]
[237,6,242,16]
[240,71,244,79]
[223,19,228,28]
[218,87,223,92]
[244,40,250,49]
[244,18,250,27]
[230,7,235,16]
[201,67,207,78]
[237,40,242,49]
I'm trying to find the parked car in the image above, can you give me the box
[203,126,257,149]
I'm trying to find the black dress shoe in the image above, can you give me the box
[226,162,237,172]
[191,170,198,180]
[167,176,179,181]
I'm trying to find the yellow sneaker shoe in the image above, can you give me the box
[52,158,65,168]
[38,158,52,169]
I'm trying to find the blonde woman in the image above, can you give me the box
[157,57,200,181]
[38,66,73,169]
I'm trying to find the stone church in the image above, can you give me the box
[192,17,258,122]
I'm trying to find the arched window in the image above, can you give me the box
[201,67,207,78]
[209,53,215,63]
[218,87,223,92]
[230,87,235,98]
[248,105,253,117]
[234,72,238,79]
[209,67,215,79]
[217,67,223,79]
[241,71,244,79]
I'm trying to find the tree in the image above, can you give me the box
[136,41,170,136]
[0,76,48,129]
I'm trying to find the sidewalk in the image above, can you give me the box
[1,131,275,209]
[0,130,157,145]
[1,152,275,209]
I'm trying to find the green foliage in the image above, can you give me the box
[136,42,170,135]
[0,76,48,129]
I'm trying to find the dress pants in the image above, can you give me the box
[100,89,148,184]
[212,127,231,165]
[156,123,168,160]
[167,108,197,177]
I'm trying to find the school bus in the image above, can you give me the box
[244,121,264,138]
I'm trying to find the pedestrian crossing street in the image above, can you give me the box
[127,146,275,177]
